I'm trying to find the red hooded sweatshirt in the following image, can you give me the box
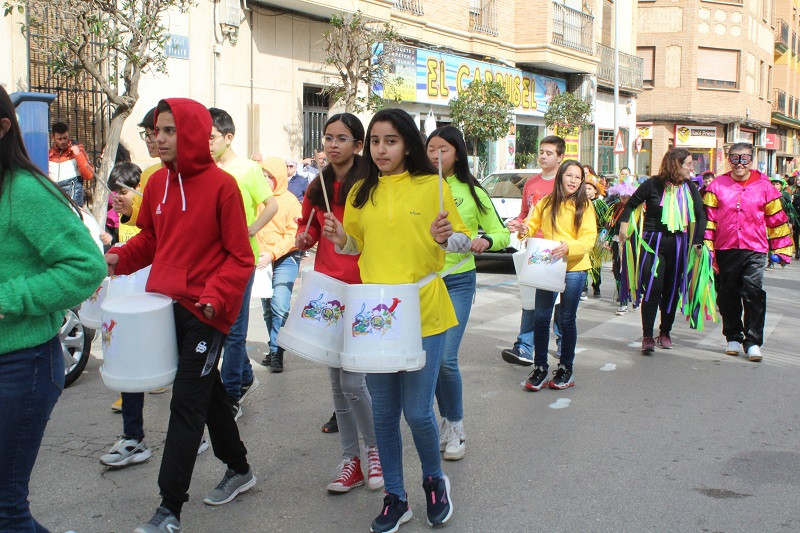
[110,98,254,333]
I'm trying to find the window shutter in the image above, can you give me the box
[697,48,738,83]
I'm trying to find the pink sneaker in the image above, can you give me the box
[657,335,673,349]
[327,457,364,493]
[641,336,655,354]
[366,445,384,490]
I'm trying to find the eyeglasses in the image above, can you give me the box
[323,135,356,145]
[139,130,156,141]
[728,153,753,165]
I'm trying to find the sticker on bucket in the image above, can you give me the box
[101,319,118,352]
[300,292,345,329]
[351,298,402,339]
[527,247,556,265]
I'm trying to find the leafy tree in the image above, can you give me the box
[320,10,401,113]
[543,92,593,137]
[3,0,195,222]
[449,78,513,177]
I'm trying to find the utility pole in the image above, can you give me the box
[613,0,620,174]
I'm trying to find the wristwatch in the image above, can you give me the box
[480,235,493,248]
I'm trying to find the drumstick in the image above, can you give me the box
[303,208,316,241]
[437,149,443,213]
[320,179,331,212]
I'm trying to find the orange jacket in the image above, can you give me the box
[48,144,94,183]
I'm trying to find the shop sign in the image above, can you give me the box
[674,125,717,148]
[554,126,579,161]
[374,45,567,118]
[765,133,779,150]
[636,125,653,140]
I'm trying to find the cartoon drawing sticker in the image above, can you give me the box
[351,297,401,338]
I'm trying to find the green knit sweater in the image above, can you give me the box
[0,170,106,354]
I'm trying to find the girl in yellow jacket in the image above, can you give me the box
[522,160,597,392]
[323,108,470,533]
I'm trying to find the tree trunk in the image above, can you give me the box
[472,140,479,179]
[89,109,131,226]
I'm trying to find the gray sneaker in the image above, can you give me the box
[203,467,256,506]
[133,506,181,533]
[100,438,151,468]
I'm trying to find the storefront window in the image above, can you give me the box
[636,139,652,177]
[689,149,713,175]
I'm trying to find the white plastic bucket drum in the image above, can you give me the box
[340,283,425,373]
[276,271,347,367]
[251,262,274,299]
[512,251,536,310]
[99,292,178,392]
[517,237,567,293]
[107,265,151,299]
[79,277,109,329]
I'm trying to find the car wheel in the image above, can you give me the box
[61,308,92,387]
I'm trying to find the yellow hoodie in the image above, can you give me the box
[343,171,468,336]
[256,157,301,261]
[527,196,597,271]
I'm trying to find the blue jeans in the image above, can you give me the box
[260,252,301,353]
[514,305,562,356]
[435,270,476,423]
[121,392,145,440]
[366,332,446,497]
[533,270,587,370]
[57,177,84,207]
[221,268,255,401]
[0,336,64,532]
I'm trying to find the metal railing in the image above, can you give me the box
[552,1,593,55]
[773,89,786,114]
[469,0,498,36]
[596,43,644,90]
[775,19,789,50]
[393,0,424,15]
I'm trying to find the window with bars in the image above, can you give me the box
[470,0,498,36]
[394,0,424,15]
[302,87,329,159]
[697,48,739,89]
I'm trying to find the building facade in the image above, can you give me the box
[636,0,775,178]
[770,1,800,176]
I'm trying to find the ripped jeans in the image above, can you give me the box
[328,367,376,459]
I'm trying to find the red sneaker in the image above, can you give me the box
[366,445,384,490]
[327,457,364,493]
[641,336,656,354]
[657,335,673,349]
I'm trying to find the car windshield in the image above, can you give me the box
[481,173,534,198]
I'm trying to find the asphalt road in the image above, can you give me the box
[31,257,800,533]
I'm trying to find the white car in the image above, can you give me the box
[478,168,541,256]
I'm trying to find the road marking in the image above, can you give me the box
[599,363,617,371]
[549,398,571,409]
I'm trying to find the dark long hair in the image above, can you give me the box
[656,147,691,185]
[307,113,364,208]
[353,108,437,208]
[426,125,488,214]
[0,85,77,212]
[539,160,590,233]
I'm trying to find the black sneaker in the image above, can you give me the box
[230,400,242,422]
[261,352,274,367]
[270,349,284,373]
[422,474,452,526]
[548,364,574,390]
[501,347,534,366]
[321,412,339,434]
[524,365,549,391]
[370,493,412,533]
[593,286,601,297]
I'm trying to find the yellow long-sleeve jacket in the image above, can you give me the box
[528,196,597,271]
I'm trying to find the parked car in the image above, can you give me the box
[61,307,94,387]
[477,168,540,257]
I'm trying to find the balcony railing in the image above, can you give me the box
[775,19,789,52]
[469,0,498,36]
[596,43,644,90]
[773,89,786,114]
[393,0,423,15]
[552,2,593,55]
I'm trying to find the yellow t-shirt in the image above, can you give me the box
[343,171,468,337]
[528,196,597,271]
[119,162,160,242]
[221,158,274,263]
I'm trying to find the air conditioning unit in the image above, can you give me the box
[725,122,739,144]
[220,0,241,27]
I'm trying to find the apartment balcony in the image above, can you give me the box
[775,19,789,54]
[393,0,423,15]
[770,88,800,128]
[516,1,597,75]
[596,43,644,92]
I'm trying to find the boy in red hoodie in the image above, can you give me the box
[105,98,256,533]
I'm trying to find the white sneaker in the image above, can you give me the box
[439,418,452,452]
[725,341,742,356]
[197,436,210,455]
[100,438,152,468]
[615,305,628,316]
[443,420,466,461]
[746,345,762,362]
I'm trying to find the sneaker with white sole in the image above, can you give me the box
[100,438,152,468]
[366,445,384,490]
[203,467,256,505]
[327,456,364,493]
[239,376,259,403]
[438,418,452,452]
[197,436,209,455]
[443,420,465,461]
[615,305,629,316]
[133,506,181,533]
[423,474,453,526]
[370,493,412,533]
[725,341,742,356]
[746,344,763,362]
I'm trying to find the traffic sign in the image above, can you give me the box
[634,135,643,153]
[613,131,625,154]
